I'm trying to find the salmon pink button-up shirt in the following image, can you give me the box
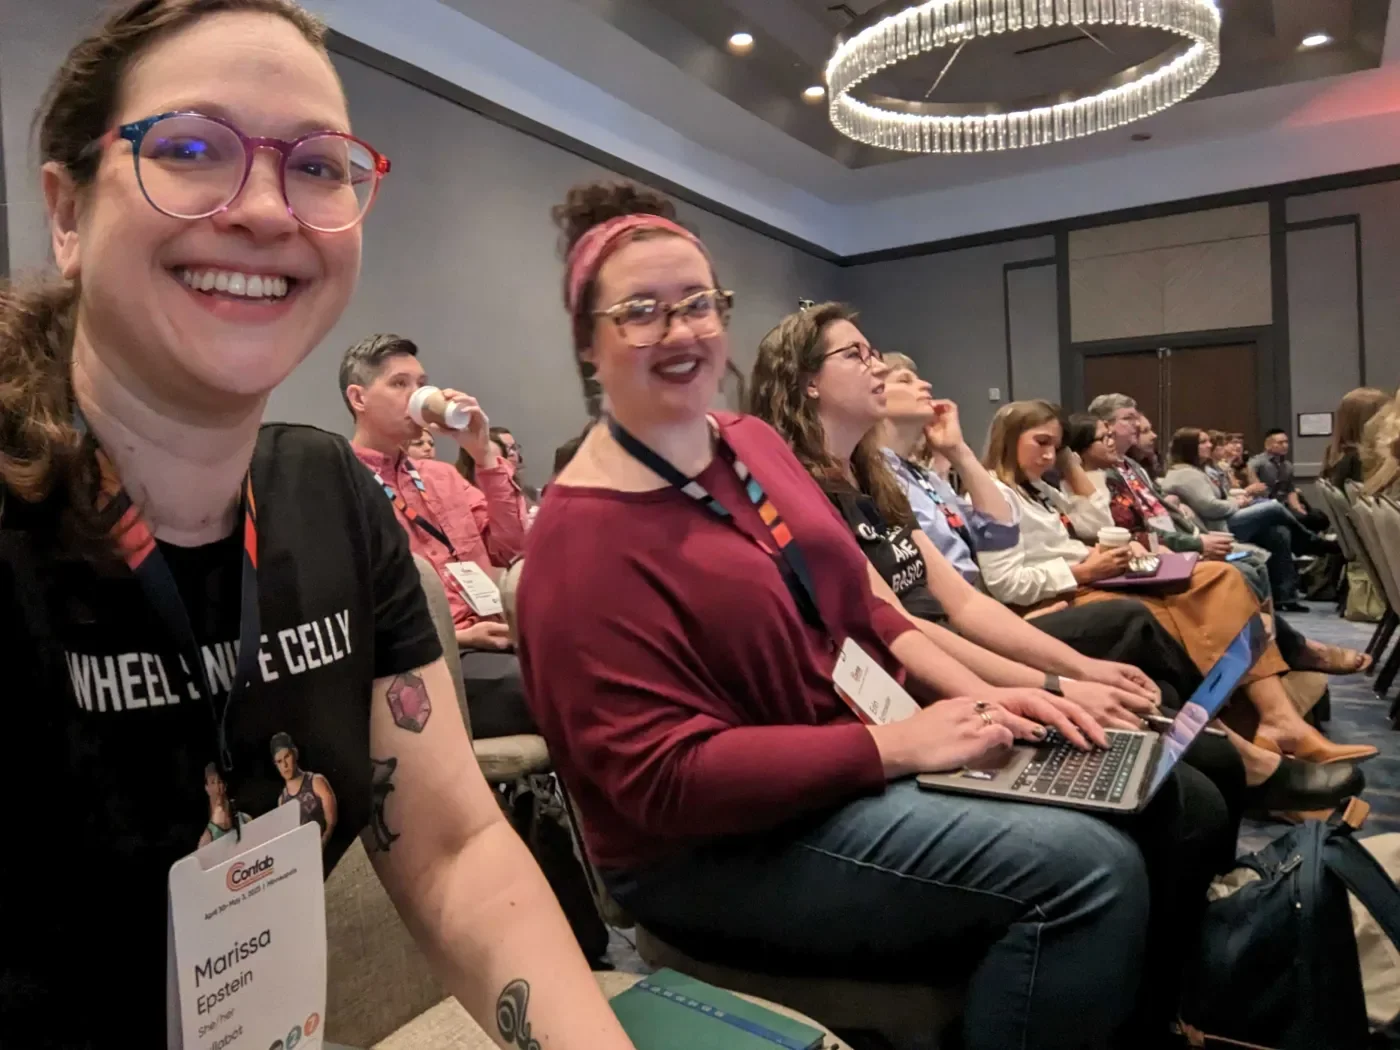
[353,446,528,630]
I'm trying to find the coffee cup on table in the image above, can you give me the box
[409,386,476,431]
[1098,526,1132,549]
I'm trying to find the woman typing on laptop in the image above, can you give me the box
[520,180,1236,1050]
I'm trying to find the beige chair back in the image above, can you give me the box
[324,839,446,1047]
[412,553,471,738]
[1316,480,1357,561]
[1371,498,1400,609]
[1352,499,1400,614]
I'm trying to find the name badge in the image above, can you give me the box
[831,637,922,725]
[167,803,326,1050]
[446,561,503,616]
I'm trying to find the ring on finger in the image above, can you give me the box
[973,700,995,727]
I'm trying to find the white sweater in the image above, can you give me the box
[977,478,1113,606]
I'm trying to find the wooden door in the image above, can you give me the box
[1164,343,1260,451]
[1082,350,1164,422]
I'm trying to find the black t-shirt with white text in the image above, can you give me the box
[821,482,947,624]
[0,424,441,1047]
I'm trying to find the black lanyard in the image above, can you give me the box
[92,439,260,839]
[372,462,458,558]
[607,416,826,634]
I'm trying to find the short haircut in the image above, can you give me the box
[1264,428,1288,440]
[1064,413,1103,456]
[269,732,296,759]
[338,334,419,416]
[1087,392,1136,421]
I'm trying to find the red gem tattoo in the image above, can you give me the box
[387,672,432,733]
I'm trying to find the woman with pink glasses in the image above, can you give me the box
[0,2,634,1047]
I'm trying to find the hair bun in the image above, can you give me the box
[552,181,677,258]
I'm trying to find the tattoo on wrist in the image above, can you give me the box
[362,756,401,853]
[497,979,541,1050]
[386,670,432,733]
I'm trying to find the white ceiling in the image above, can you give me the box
[311,0,1400,256]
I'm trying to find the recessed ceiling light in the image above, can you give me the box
[1300,32,1332,48]
[727,31,754,55]
[802,85,826,103]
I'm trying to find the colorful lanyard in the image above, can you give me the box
[372,461,459,558]
[606,416,826,633]
[87,430,260,839]
[900,458,976,540]
[1021,481,1076,536]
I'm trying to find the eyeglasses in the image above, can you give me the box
[824,342,884,369]
[595,288,734,348]
[86,112,391,233]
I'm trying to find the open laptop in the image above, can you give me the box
[916,614,1267,814]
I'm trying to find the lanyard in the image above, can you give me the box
[1021,480,1076,537]
[900,457,977,541]
[90,438,260,840]
[372,461,458,558]
[606,416,826,633]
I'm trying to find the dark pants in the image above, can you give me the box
[610,770,1232,1050]
[459,649,538,739]
[1228,500,1313,601]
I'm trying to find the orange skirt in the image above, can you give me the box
[1067,561,1287,686]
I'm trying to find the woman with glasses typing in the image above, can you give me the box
[0,3,634,1047]
[520,181,1219,1050]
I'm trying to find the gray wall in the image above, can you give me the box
[841,237,1057,452]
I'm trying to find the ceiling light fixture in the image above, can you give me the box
[727,31,755,55]
[1300,32,1332,48]
[803,85,827,102]
[825,0,1222,154]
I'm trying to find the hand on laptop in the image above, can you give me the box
[1060,679,1157,732]
[1077,659,1161,707]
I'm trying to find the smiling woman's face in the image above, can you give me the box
[46,11,361,408]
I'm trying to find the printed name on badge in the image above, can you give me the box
[831,638,921,725]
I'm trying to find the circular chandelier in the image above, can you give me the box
[826,0,1221,153]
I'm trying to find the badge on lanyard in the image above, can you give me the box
[831,638,921,725]
[445,561,503,616]
[167,804,326,1050]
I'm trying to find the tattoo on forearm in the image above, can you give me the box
[496,979,541,1050]
[362,756,401,853]
[386,670,433,732]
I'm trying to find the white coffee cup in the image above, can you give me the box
[409,386,474,431]
[1098,526,1132,549]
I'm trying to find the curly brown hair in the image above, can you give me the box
[1,0,327,555]
[749,303,913,529]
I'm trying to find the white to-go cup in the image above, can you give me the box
[409,386,474,431]
[1098,526,1132,549]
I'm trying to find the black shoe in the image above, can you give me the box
[1242,756,1365,813]
[1277,600,1310,613]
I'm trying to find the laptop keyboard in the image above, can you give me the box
[1010,731,1144,804]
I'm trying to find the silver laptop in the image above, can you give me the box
[916,615,1267,814]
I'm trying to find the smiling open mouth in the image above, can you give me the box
[175,267,297,301]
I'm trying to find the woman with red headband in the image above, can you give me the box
[516,181,1228,1050]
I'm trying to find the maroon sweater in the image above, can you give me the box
[516,414,912,871]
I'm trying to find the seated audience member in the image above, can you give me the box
[749,310,1347,815]
[407,426,436,460]
[459,425,540,504]
[1249,428,1330,531]
[340,334,534,738]
[1362,391,1400,498]
[519,181,1235,1050]
[1130,412,1162,479]
[1162,427,1319,607]
[0,3,635,1046]
[1324,387,1391,489]
[977,400,1375,766]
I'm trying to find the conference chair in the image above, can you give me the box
[1369,498,1400,708]
[498,558,966,1047]
[1347,502,1400,716]
[1323,480,1397,663]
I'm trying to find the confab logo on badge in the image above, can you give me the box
[226,855,274,892]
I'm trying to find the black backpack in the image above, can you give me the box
[1181,806,1400,1049]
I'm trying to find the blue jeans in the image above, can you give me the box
[607,768,1231,1050]
[1227,501,1305,602]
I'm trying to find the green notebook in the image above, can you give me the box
[610,968,825,1050]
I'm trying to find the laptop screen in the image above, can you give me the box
[1145,614,1267,797]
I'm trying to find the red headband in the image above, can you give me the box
[564,214,709,316]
